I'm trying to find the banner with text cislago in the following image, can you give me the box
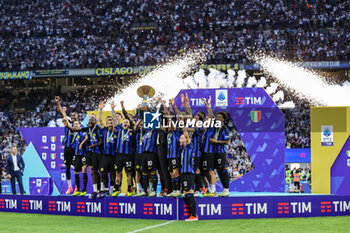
[0,71,31,80]
[95,66,157,76]
[95,64,240,76]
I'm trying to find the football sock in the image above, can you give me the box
[75,174,80,191]
[83,173,88,192]
[151,174,158,192]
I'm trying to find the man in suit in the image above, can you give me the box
[6,146,25,195]
[0,154,6,194]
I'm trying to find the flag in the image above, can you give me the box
[51,136,56,143]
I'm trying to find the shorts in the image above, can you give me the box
[142,152,157,173]
[73,155,87,172]
[100,154,115,172]
[115,154,133,172]
[88,151,102,171]
[86,151,93,166]
[167,158,180,172]
[135,154,143,171]
[64,147,74,166]
[131,153,136,171]
[181,173,195,192]
[193,157,201,171]
[201,153,214,172]
[214,153,228,169]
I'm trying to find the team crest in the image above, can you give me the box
[250,111,262,123]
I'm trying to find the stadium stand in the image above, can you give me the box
[0,0,349,71]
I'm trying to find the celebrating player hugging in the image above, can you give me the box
[55,93,230,222]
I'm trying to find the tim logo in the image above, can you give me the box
[0,199,5,209]
[199,204,222,216]
[77,202,101,213]
[22,200,42,210]
[215,89,228,107]
[320,201,332,213]
[42,136,47,143]
[236,97,262,105]
[108,202,136,215]
[51,144,56,151]
[143,203,171,215]
[144,111,161,129]
[278,202,311,214]
[231,203,267,215]
[48,201,70,212]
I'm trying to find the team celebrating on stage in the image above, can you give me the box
[55,93,230,221]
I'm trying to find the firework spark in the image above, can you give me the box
[255,55,350,106]
[105,46,211,110]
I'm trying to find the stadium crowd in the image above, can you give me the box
[0,0,349,71]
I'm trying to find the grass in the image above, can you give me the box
[0,212,350,233]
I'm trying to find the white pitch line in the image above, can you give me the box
[127,220,176,233]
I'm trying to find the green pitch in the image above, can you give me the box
[1,212,350,233]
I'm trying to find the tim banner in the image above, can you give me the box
[2,195,350,220]
[175,88,286,192]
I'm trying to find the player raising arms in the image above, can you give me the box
[98,101,119,197]
[164,98,183,197]
[201,96,218,196]
[62,116,88,196]
[112,102,135,197]
[55,96,80,194]
[179,127,198,221]
[134,119,145,195]
[139,108,158,197]
[210,111,230,197]
[181,93,206,197]
[69,113,103,199]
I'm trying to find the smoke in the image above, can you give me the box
[106,47,210,110]
[255,55,350,106]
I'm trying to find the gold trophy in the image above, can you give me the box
[137,85,155,107]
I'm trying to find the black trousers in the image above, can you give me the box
[10,171,25,195]
[157,144,172,191]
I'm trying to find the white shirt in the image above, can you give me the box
[11,154,20,171]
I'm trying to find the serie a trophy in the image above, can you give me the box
[137,85,155,107]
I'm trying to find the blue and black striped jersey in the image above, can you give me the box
[63,126,74,149]
[203,127,215,154]
[142,129,157,153]
[135,129,145,155]
[72,132,86,156]
[180,142,196,174]
[166,129,182,159]
[190,128,202,158]
[213,125,229,153]
[82,125,103,154]
[102,127,118,156]
[116,127,134,155]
